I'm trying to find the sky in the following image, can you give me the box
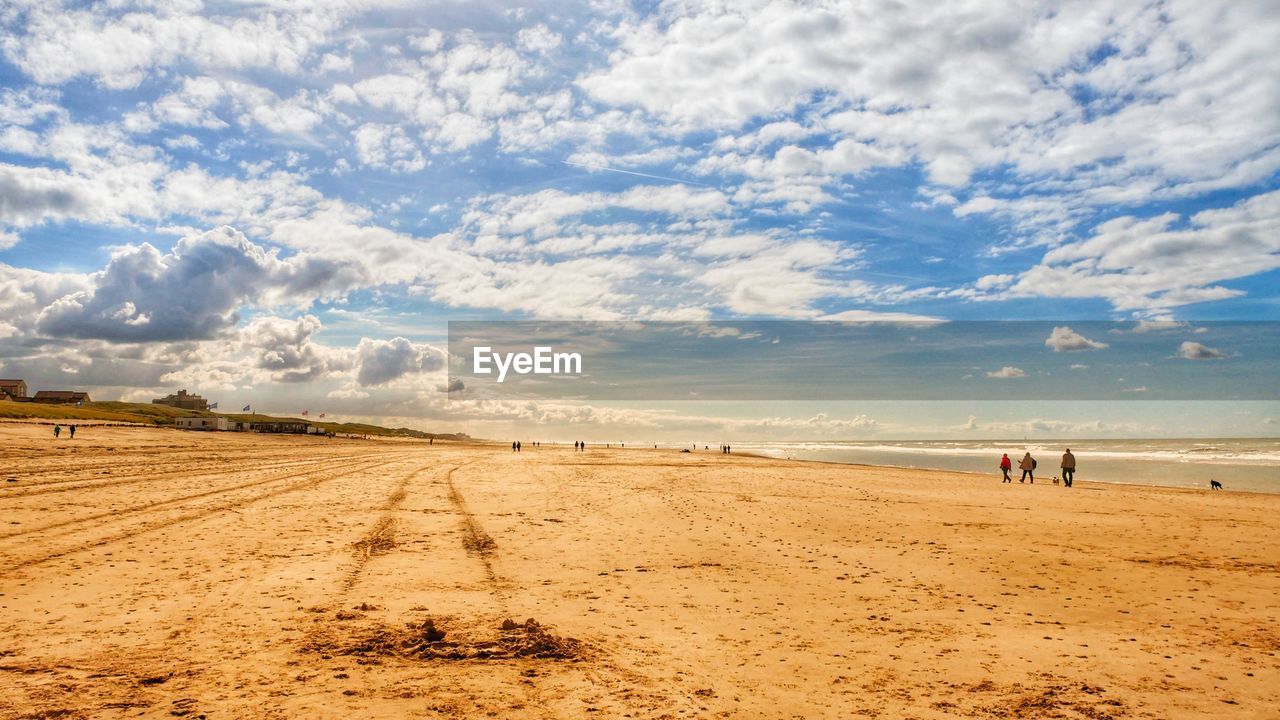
[0,0,1278,440]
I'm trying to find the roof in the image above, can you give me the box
[0,379,24,387]
[33,390,90,399]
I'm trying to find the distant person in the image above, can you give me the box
[53,424,61,439]
[999,453,1012,483]
[1019,452,1036,483]
[69,425,76,439]
[726,445,731,454]
[517,441,522,452]
[512,441,517,452]
[1060,448,1076,488]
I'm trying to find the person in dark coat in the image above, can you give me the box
[1060,448,1076,488]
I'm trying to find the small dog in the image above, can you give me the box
[1210,479,1223,490]
[1052,476,1060,485]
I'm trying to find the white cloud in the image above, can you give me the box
[1044,325,1108,352]
[4,3,351,88]
[33,227,364,342]
[354,123,427,172]
[985,189,1280,312]
[986,366,1027,378]
[1129,320,1190,334]
[354,337,445,386]
[517,24,561,53]
[241,314,343,383]
[1176,341,1226,360]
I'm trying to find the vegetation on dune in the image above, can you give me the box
[0,400,465,439]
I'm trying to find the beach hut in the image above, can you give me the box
[175,417,232,431]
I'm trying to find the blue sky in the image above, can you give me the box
[0,1,1278,438]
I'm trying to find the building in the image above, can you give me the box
[250,420,312,434]
[0,379,27,399]
[152,389,209,411]
[32,390,91,405]
[175,417,233,431]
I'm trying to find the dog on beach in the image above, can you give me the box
[1210,479,1223,490]
[1052,476,1059,485]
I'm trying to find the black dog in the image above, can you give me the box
[1210,479,1223,490]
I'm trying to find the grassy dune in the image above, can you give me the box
[0,400,453,439]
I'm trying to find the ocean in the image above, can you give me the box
[737,438,1280,494]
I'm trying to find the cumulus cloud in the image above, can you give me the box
[241,314,342,383]
[354,123,427,173]
[354,337,445,386]
[986,366,1027,379]
[1044,326,1108,352]
[1176,341,1226,360]
[34,227,359,342]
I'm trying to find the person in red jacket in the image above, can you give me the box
[999,453,1012,483]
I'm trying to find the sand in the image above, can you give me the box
[0,424,1276,719]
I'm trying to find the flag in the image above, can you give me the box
[319,413,326,419]
[301,410,309,416]
[208,402,218,410]
[242,404,251,412]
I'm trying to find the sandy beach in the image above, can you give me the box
[0,424,1276,719]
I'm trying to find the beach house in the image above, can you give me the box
[0,379,28,400]
[32,390,91,405]
[249,420,313,434]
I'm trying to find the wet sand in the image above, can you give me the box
[0,424,1276,719]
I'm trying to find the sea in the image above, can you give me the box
[736,438,1280,494]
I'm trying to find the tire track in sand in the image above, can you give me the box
[0,454,414,574]
[0,453,372,499]
[0,452,391,540]
[445,463,504,599]
[341,463,438,590]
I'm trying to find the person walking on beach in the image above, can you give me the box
[69,425,76,439]
[512,441,517,452]
[1019,452,1035,483]
[1060,448,1075,488]
[999,453,1012,483]
[53,424,61,439]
